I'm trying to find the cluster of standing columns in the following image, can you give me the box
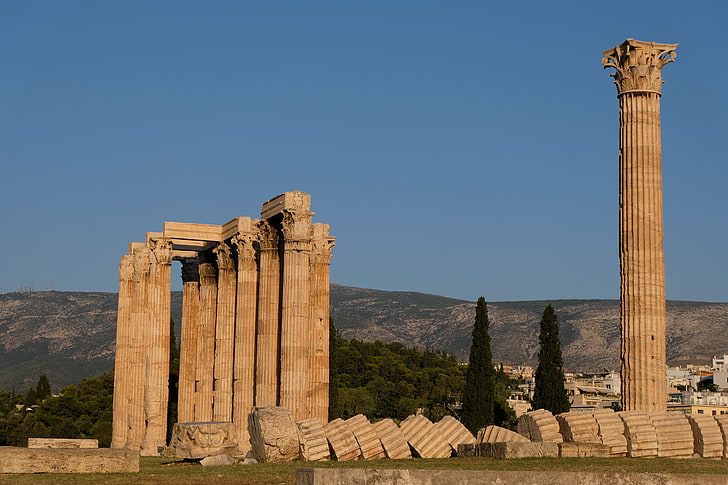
[111,192,335,454]
[602,39,677,412]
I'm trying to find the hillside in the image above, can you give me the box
[1,286,727,391]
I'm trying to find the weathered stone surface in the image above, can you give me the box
[27,438,98,449]
[713,414,728,458]
[618,411,658,458]
[248,406,300,463]
[603,39,677,412]
[592,409,627,456]
[687,414,723,458]
[296,467,728,485]
[0,447,139,474]
[399,414,452,458]
[558,442,610,458]
[477,441,559,458]
[517,409,563,442]
[323,418,360,461]
[477,425,530,444]
[297,417,330,462]
[345,414,385,460]
[648,412,694,458]
[556,412,600,443]
[370,418,411,459]
[433,415,476,453]
[165,421,239,459]
[200,454,236,466]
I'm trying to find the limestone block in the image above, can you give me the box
[648,412,694,458]
[370,418,411,459]
[556,412,600,443]
[456,443,478,457]
[618,411,658,458]
[687,414,723,458]
[558,442,610,458]
[477,425,530,444]
[433,416,476,453]
[345,414,386,460]
[516,409,563,442]
[323,418,361,461]
[0,447,139,473]
[200,454,236,466]
[297,417,330,462]
[248,406,301,463]
[478,441,559,458]
[399,414,452,458]
[713,414,728,458]
[27,438,98,449]
[164,422,239,459]
[592,409,627,456]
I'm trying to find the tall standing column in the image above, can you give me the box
[111,254,134,449]
[142,237,172,455]
[195,257,217,422]
[309,224,335,422]
[213,242,236,422]
[603,39,677,412]
[177,258,200,423]
[279,208,313,421]
[232,229,258,450]
[126,246,151,449]
[255,220,280,406]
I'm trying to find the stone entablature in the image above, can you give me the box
[111,191,334,455]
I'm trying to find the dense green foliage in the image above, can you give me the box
[0,373,114,447]
[462,297,495,433]
[329,326,465,421]
[532,304,570,414]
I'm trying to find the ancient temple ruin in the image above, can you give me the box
[602,39,677,412]
[110,191,335,455]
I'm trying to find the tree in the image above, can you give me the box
[461,297,495,433]
[532,304,570,414]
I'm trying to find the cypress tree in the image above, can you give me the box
[532,304,570,414]
[462,297,495,433]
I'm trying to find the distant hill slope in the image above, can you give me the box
[1,285,727,391]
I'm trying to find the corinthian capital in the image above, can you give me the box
[118,255,134,281]
[149,238,173,265]
[232,232,257,261]
[256,220,279,251]
[281,210,313,241]
[602,38,678,95]
[213,242,235,271]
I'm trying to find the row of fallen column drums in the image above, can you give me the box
[517,408,728,458]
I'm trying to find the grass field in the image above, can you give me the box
[2,456,728,485]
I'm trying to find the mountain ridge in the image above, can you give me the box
[1,285,726,391]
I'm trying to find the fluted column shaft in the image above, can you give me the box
[232,232,258,449]
[279,210,313,421]
[177,258,200,423]
[195,259,217,421]
[213,242,236,422]
[603,39,677,412]
[255,221,280,406]
[619,91,667,412]
[111,255,134,449]
[126,247,151,449]
[142,238,172,454]
[309,224,335,422]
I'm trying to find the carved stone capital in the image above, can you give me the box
[257,220,279,251]
[602,39,677,95]
[198,262,217,281]
[180,258,200,284]
[280,210,313,241]
[149,238,173,265]
[232,232,257,261]
[213,242,235,271]
[311,237,336,265]
[132,248,151,280]
[118,255,134,281]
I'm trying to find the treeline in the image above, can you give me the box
[0,322,521,446]
[328,322,519,428]
[0,373,114,447]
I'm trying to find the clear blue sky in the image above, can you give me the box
[1,1,726,302]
